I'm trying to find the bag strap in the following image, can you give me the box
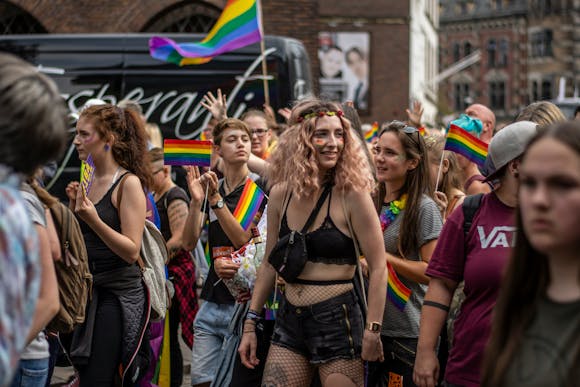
[116,173,146,270]
[300,184,332,233]
[341,192,368,311]
[462,193,484,237]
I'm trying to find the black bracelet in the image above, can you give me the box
[423,300,450,312]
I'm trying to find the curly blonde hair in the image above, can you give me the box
[268,98,374,198]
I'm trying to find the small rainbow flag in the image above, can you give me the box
[444,124,488,168]
[419,126,426,136]
[163,139,212,167]
[232,178,265,230]
[364,121,379,143]
[387,262,411,312]
[80,154,95,197]
[149,0,263,66]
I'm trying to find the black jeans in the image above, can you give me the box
[78,290,123,387]
[168,299,183,387]
[381,335,417,387]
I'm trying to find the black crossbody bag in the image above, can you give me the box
[268,184,332,282]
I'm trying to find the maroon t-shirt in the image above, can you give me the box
[426,192,516,387]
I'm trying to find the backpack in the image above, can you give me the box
[118,175,169,321]
[462,193,484,237]
[32,184,93,333]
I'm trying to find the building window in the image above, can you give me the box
[454,82,471,111]
[531,80,539,102]
[489,81,505,110]
[464,41,472,56]
[453,42,461,62]
[498,39,508,67]
[531,29,553,57]
[487,39,496,67]
[142,2,221,33]
[0,2,46,34]
[541,80,552,100]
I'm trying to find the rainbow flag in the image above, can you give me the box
[444,124,488,168]
[387,262,411,312]
[419,126,426,136]
[232,178,265,230]
[80,154,95,197]
[149,0,263,66]
[364,121,379,142]
[163,139,212,166]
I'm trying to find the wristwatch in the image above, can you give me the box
[211,198,224,210]
[365,321,382,332]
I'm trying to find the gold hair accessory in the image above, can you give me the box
[297,110,343,122]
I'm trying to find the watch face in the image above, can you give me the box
[217,199,224,208]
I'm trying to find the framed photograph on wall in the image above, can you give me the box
[319,31,370,113]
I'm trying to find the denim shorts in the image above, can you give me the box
[271,290,363,364]
[190,301,236,385]
[9,357,49,387]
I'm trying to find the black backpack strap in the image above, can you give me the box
[300,184,332,233]
[462,193,484,237]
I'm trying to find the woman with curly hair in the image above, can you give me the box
[66,104,152,386]
[481,121,580,387]
[238,98,387,386]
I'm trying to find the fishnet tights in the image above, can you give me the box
[285,283,353,306]
[261,345,363,387]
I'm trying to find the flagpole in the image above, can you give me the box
[257,0,270,106]
[434,152,445,194]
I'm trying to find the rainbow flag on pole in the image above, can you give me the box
[387,262,411,312]
[444,124,488,168]
[149,0,263,66]
[364,121,379,143]
[163,139,212,166]
[232,178,265,230]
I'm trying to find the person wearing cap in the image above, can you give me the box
[413,121,538,387]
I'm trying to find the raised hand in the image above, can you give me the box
[433,191,448,217]
[74,185,98,225]
[277,107,291,123]
[201,89,228,121]
[406,99,424,128]
[184,166,206,204]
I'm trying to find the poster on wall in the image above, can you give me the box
[318,31,370,113]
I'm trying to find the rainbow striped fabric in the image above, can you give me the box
[444,124,488,168]
[149,0,263,66]
[232,178,265,230]
[364,121,379,142]
[163,139,212,166]
[80,154,95,197]
[387,262,412,312]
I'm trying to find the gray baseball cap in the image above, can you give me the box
[484,120,538,181]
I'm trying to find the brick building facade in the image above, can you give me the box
[1,0,437,124]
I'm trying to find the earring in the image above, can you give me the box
[104,144,110,151]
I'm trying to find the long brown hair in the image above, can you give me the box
[375,121,432,257]
[481,121,580,387]
[80,104,152,190]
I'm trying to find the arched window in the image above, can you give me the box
[142,1,221,33]
[0,1,46,34]
[453,42,461,62]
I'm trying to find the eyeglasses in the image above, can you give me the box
[250,128,269,137]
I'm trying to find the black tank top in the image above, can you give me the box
[279,189,357,265]
[78,172,134,274]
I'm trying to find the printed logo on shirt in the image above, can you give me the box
[212,246,234,259]
[477,226,517,249]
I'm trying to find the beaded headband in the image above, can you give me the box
[297,110,343,122]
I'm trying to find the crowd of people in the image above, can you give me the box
[1,49,580,387]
